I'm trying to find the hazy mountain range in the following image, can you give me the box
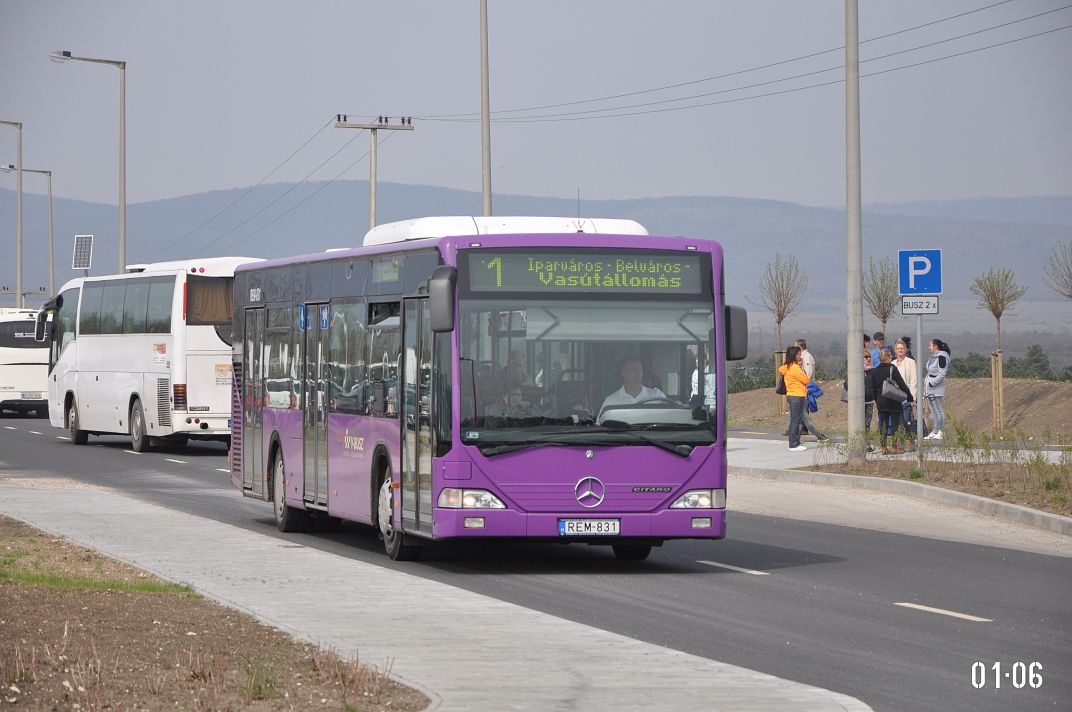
[1,183,1069,338]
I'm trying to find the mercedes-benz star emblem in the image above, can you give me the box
[574,476,606,508]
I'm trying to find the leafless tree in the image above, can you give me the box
[862,257,898,332]
[748,254,808,354]
[1043,240,1072,300]
[970,268,1028,353]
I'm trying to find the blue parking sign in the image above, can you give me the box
[898,249,942,295]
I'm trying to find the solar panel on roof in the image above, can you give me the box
[72,234,94,270]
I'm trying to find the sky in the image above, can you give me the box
[1,0,1070,208]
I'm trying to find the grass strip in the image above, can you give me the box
[0,569,193,594]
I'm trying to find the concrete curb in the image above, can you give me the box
[729,465,1072,537]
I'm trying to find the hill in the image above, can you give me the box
[2,185,1069,335]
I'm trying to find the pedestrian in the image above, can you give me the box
[784,338,819,437]
[924,338,951,440]
[779,345,810,452]
[892,338,918,450]
[866,349,914,454]
[863,333,876,431]
[872,331,892,362]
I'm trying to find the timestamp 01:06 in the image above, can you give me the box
[971,662,1042,689]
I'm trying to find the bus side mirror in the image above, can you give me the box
[429,265,457,333]
[35,312,53,342]
[724,305,748,361]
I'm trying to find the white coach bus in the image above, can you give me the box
[36,257,261,450]
[0,308,49,417]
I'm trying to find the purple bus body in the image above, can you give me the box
[233,232,729,543]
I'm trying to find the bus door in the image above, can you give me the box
[303,303,329,507]
[242,308,265,495]
[401,298,433,535]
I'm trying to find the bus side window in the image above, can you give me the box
[146,278,175,333]
[79,283,104,336]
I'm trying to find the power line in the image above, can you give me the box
[413,0,1021,119]
[422,12,1072,124]
[212,131,400,254]
[183,125,369,257]
[152,118,334,260]
[468,23,1072,124]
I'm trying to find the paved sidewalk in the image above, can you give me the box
[0,477,871,712]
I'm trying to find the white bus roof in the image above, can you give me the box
[123,256,263,274]
[362,216,648,246]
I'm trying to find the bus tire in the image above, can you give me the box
[612,543,652,561]
[68,400,88,445]
[377,468,421,561]
[272,449,308,533]
[129,400,149,452]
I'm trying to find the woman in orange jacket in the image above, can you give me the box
[779,345,810,451]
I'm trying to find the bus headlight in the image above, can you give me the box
[670,489,726,509]
[438,488,506,509]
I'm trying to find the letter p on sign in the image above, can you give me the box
[898,249,942,295]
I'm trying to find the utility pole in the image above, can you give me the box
[479,0,493,216]
[1,164,53,296]
[845,0,866,464]
[334,115,414,230]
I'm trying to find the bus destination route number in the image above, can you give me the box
[467,251,703,295]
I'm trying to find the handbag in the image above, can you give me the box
[774,371,787,395]
[881,376,907,402]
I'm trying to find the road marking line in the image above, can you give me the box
[165,458,187,464]
[123,450,142,455]
[215,468,230,473]
[29,431,43,435]
[697,560,770,576]
[894,602,992,622]
[4,426,16,430]
[57,436,70,440]
[740,431,768,436]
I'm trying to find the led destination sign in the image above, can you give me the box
[466,251,705,295]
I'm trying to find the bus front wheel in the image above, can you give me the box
[272,450,308,533]
[68,400,88,445]
[377,470,421,562]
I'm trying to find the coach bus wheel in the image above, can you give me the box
[377,470,421,562]
[612,544,652,561]
[272,450,308,533]
[129,400,149,453]
[68,400,88,445]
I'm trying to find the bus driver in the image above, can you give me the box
[600,356,666,413]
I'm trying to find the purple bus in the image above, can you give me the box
[231,216,747,560]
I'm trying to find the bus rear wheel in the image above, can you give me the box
[272,450,308,533]
[612,543,652,561]
[68,400,88,445]
[377,469,421,562]
[129,400,149,452]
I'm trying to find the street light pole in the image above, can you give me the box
[845,0,866,463]
[50,50,126,272]
[333,116,414,230]
[0,120,23,307]
[2,164,54,295]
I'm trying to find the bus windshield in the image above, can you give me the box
[459,297,716,451]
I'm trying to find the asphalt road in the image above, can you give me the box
[1,414,1068,712]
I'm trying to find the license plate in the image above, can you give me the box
[21,392,42,400]
[559,519,620,536]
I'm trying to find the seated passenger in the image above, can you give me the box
[600,356,666,413]
[485,380,536,421]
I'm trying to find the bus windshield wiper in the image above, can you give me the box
[595,421,695,457]
[479,439,567,456]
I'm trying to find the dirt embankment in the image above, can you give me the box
[729,378,1072,441]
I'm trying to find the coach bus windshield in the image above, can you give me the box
[458,298,717,453]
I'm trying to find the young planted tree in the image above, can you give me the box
[1043,240,1072,300]
[862,256,898,332]
[748,254,808,354]
[969,267,1027,352]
